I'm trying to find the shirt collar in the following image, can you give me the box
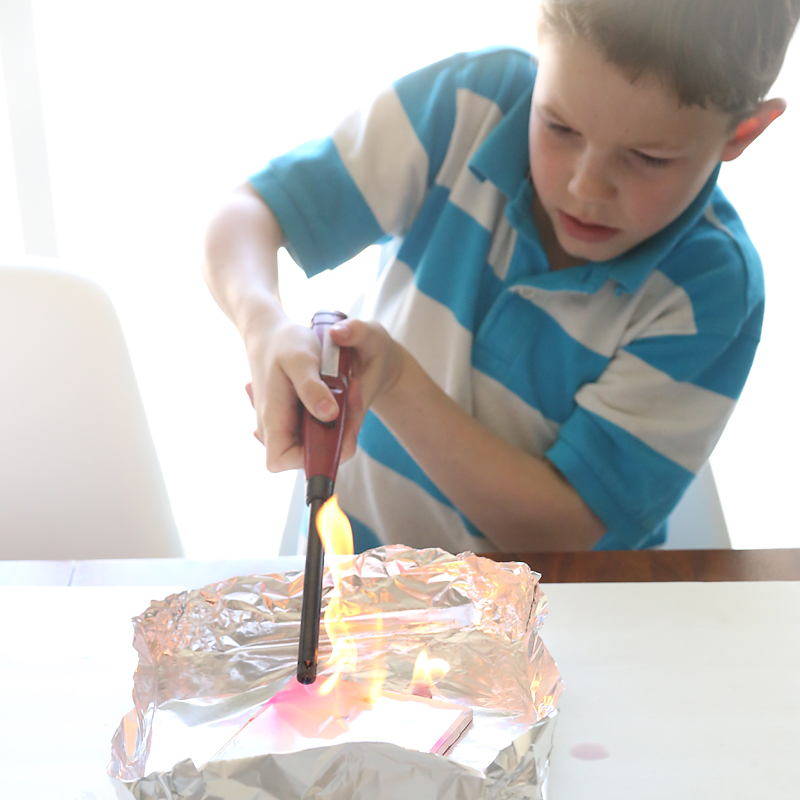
[602,163,722,293]
[468,90,532,197]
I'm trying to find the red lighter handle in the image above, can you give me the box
[302,311,350,503]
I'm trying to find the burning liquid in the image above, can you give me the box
[315,497,385,707]
[313,497,449,715]
[409,650,450,698]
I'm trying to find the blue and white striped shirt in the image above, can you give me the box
[251,48,764,552]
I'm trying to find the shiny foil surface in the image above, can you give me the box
[109,546,562,799]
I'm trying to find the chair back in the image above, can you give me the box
[0,264,182,558]
[664,461,731,549]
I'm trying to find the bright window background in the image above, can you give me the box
[1,1,798,554]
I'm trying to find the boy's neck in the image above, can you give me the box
[531,192,588,272]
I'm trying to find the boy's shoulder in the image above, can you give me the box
[449,45,534,70]
[395,46,536,109]
[659,186,764,333]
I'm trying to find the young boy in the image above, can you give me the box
[203,0,800,554]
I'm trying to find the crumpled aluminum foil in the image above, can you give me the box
[108,546,562,799]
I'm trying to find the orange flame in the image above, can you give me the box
[409,649,450,698]
[315,496,385,704]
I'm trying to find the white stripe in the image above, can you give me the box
[487,212,517,280]
[472,369,560,458]
[575,351,735,472]
[620,270,697,345]
[336,448,489,554]
[511,270,697,357]
[361,259,474,411]
[436,88,508,232]
[703,204,736,241]
[436,89,503,190]
[332,86,429,236]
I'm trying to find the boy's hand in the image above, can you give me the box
[244,316,342,472]
[243,315,404,472]
[328,318,407,449]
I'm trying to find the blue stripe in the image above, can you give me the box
[452,47,536,113]
[412,206,506,331]
[624,330,760,399]
[394,58,459,187]
[353,420,488,549]
[548,406,694,546]
[358,412,455,510]
[658,233,750,334]
[250,138,384,277]
[474,291,609,422]
[396,185,450,272]
[394,49,535,187]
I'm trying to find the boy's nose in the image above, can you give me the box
[568,150,616,203]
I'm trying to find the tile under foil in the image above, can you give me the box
[109,545,562,799]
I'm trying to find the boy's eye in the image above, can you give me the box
[633,151,672,168]
[545,120,575,136]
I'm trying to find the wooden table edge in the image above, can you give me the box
[479,548,800,583]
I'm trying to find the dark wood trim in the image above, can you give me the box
[480,549,800,583]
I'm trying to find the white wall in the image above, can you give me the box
[2,1,798,553]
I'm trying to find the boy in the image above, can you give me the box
[203,0,800,553]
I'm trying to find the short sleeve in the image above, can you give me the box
[546,227,764,549]
[248,49,534,277]
[248,55,473,277]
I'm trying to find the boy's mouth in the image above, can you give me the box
[557,210,620,243]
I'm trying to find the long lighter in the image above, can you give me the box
[296,310,350,685]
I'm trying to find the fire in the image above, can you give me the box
[409,649,450,698]
[315,496,385,704]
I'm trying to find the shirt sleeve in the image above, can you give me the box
[248,55,473,277]
[248,48,534,277]
[546,226,764,549]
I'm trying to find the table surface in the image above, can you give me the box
[2,553,799,800]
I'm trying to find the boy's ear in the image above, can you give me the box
[720,98,787,162]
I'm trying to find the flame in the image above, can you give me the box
[409,649,450,698]
[316,495,354,578]
[315,496,385,705]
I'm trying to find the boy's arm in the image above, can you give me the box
[202,185,357,471]
[332,319,606,551]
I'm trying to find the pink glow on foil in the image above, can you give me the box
[261,678,374,739]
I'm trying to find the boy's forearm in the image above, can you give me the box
[202,184,286,336]
[373,349,606,551]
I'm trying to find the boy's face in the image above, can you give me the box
[529,29,735,266]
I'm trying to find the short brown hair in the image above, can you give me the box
[538,0,800,119]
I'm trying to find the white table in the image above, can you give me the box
[1,578,798,799]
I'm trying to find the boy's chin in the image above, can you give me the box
[556,233,632,265]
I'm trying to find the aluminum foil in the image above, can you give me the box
[109,546,562,799]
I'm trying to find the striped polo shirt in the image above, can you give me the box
[250,47,764,552]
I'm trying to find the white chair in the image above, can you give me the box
[279,470,307,556]
[662,461,731,549]
[0,263,183,559]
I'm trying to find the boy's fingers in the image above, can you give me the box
[265,435,303,472]
[262,391,304,472]
[339,378,365,463]
[330,319,369,348]
[284,363,339,421]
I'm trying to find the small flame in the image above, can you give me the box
[409,649,450,698]
[317,495,354,574]
[315,496,385,704]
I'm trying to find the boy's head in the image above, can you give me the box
[529,0,800,267]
